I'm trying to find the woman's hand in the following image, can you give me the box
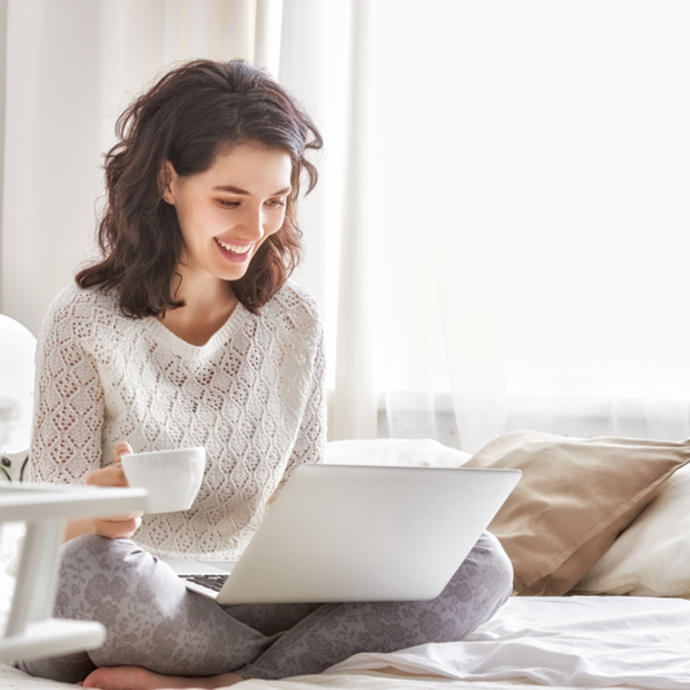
[85,442,143,540]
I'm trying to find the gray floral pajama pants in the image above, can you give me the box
[19,531,513,683]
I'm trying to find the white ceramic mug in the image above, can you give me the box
[121,447,206,514]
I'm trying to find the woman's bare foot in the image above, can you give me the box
[81,665,244,689]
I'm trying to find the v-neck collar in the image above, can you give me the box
[145,300,250,359]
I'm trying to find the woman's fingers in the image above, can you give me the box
[84,441,134,488]
[85,463,128,488]
[113,441,133,464]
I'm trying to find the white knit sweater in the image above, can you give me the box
[29,280,326,561]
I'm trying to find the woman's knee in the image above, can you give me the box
[59,534,148,581]
[464,531,514,610]
[429,531,513,641]
[55,535,153,619]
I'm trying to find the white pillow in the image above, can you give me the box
[326,438,471,468]
[575,463,690,597]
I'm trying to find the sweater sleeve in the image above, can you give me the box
[28,296,106,484]
[284,325,326,473]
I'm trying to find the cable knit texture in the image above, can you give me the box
[28,280,326,561]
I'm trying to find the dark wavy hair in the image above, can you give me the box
[76,59,322,316]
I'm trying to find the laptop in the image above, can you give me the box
[166,463,520,605]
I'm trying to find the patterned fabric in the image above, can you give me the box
[18,531,513,682]
[28,281,326,561]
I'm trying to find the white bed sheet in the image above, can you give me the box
[327,595,690,689]
[236,673,579,689]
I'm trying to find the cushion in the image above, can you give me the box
[326,438,471,468]
[574,462,690,597]
[463,430,690,595]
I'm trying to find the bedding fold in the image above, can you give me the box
[326,596,690,689]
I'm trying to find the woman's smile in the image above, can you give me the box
[214,237,254,262]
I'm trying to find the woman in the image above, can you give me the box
[22,59,513,688]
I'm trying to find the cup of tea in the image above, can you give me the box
[121,447,206,514]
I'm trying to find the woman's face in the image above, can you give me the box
[162,142,293,284]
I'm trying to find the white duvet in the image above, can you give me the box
[326,595,690,689]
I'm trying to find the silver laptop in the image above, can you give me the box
[166,463,520,604]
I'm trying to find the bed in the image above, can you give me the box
[1,434,689,689]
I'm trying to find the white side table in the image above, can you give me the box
[0,483,146,665]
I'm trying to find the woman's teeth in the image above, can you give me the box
[216,238,251,254]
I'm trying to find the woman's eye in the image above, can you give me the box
[218,200,240,209]
[266,198,286,208]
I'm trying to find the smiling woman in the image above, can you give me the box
[20,58,514,688]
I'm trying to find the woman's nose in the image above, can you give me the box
[240,206,265,240]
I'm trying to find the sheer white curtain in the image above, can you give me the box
[306,0,690,451]
[288,0,690,450]
[2,1,690,451]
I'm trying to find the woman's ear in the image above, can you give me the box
[159,160,177,205]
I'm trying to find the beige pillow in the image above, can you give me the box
[464,430,690,595]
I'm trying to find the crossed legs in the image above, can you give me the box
[18,531,513,684]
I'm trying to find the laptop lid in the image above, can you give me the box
[214,463,520,605]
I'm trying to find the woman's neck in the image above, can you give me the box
[159,273,238,346]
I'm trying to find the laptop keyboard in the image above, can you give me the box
[179,573,228,593]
